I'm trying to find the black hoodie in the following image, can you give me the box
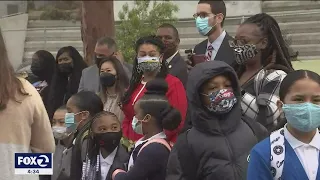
[166,61,263,180]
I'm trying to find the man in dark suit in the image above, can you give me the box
[187,0,236,70]
[78,37,132,93]
[156,23,188,87]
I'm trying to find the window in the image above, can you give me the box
[7,4,19,15]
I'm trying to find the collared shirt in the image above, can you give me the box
[100,147,118,180]
[166,50,179,64]
[206,30,226,60]
[128,132,166,170]
[284,126,320,180]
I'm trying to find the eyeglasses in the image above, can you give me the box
[193,12,217,19]
[193,13,215,19]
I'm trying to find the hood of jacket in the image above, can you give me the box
[187,61,242,135]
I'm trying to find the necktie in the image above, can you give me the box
[206,44,214,61]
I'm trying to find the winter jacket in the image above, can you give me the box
[166,61,267,180]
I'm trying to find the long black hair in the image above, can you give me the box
[121,35,168,105]
[138,78,181,131]
[47,46,87,119]
[33,50,55,83]
[236,13,295,75]
[98,57,129,104]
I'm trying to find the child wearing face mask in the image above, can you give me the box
[112,79,182,180]
[81,111,129,180]
[51,105,74,180]
[166,61,268,180]
[247,70,320,180]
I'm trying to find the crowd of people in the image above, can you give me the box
[1,0,320,180]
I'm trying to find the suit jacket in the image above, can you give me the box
[193,32,236,67]
[106,145,129,180]
[168,53,188,88]
[78,63,132,93]
[78,65,100,93]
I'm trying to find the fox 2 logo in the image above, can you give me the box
[15,153,52,168]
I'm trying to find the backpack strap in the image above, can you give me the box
[270,128,285,180]
[138,138,171,156]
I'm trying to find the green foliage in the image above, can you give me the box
[39,6,72,20]
[38,1,81,20]
[27,1,35,12]
[116,0,179,63]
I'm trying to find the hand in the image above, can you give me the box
[114,51,124,63]
[186,53,194,71]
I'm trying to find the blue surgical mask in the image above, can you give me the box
[282,102,320,132]
[65,112,83,133]
[196,17,216,36]
[132,116,143,135]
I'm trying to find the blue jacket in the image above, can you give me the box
[247,137,320,180]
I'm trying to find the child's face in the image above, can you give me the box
[91,115,121,134]
[52,109,67,127]
[200,75,233,107]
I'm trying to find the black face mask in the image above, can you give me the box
[58,63,73,74]
[100,72,116,87]
[94,131,122,153]
[95,57,104,66]
[31,61,46,79]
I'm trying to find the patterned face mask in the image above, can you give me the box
[137,56,161,73]
[229,41,258,65]
[202,89,237,114]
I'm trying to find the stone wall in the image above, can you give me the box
[0,1,27,18]
[0,13,28,70]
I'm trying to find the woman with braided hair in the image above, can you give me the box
[120,35,187,146]
[229,13,296,132]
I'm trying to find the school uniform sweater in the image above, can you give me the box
[0,78,55,180]
[113,142,170,180]
[121,74,187,142]
[247,137,320,180]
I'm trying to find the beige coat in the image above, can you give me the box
[0,78,55,180]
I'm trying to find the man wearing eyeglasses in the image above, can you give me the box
[186,0,236,70]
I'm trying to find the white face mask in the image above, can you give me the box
[137,56,160,64]
[52,126,69,140]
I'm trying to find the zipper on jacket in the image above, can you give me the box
[223,133,238,180]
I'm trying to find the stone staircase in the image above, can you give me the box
[23,1,320,66]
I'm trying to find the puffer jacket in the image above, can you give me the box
[166,61,267,180]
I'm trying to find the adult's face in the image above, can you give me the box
[57,52,73,65]
[234,23,268,65]
[195,3,224,33]
[31,54,45,79]
[57,52,73,74]
[94,44,115,58]
[94,44,116,65]
[156,27,179,56]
